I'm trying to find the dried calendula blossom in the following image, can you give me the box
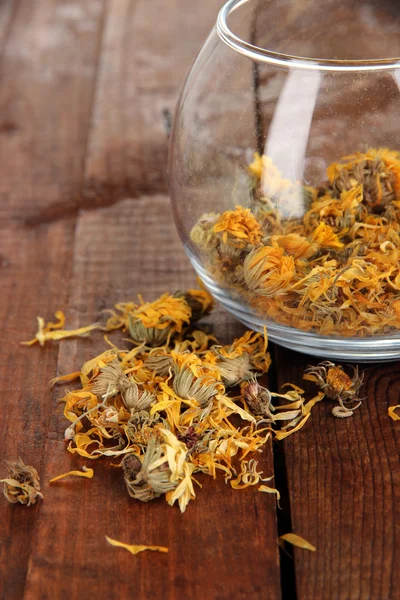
[191,148,400,337]
[242,377,274,420]
[304,361,363,417]
[128,293,192,346]
[244,246,295,297]
[25,284,335,514]
[1,460,43,506]
[122,439,177,503]
[213,206,264,248]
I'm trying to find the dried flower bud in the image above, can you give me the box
[90,359,129,398]
[174,289,214,323]
[144,353,173,376]
[173,364,221,407]
[122,453,142,479]
[217,353,251,386]
[1,460,43,506]
[304,361,363,403]
[122,439,176,503]
[64,426,75,441]
[244,246,295,297]
[122,382,155,414]
[128,317,172,346]
[190,213,219,251]
[242,378,274,419]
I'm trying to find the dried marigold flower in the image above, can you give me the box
[1,460,43,506]
[213,206,263,248]
[327,148,400,208]
[90,359,129,398]
[144,352,173,376]
[242,378,274,419]
[173,364,221,407]
[190,212,219,251]
[123,383,155,414]
[128,293,192,346]
[304,361,363,417]
[174,288,214,322]
[244,246,295,297]
[217,353,251,386]
[122,439,177,503]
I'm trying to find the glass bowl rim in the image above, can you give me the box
[217,0,400,72]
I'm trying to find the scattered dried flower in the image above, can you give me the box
[304,361,363,417]
[1,460,43,506]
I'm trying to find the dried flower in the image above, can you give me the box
[177,426,199,449]
[1,460,43,506]
[213,206,263,248]
[304,361,363,417]
[217,353,251,386]
[173,364,221,407]
[122,438,177,503]
[190,212,219,251]
[244,246,295,297]
[242,378,274,419]
[191,149,400,337]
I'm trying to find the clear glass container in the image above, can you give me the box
[169,0,400,361]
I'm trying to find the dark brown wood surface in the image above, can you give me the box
[275,347,400,600]
[0,1,280,599]
[1,1,400,599]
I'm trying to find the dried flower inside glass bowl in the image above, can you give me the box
[188,148,400,360]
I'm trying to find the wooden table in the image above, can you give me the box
[1,1,399,598]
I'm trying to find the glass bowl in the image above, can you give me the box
[169,0,400,362]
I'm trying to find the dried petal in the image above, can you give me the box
[105,536,168,555]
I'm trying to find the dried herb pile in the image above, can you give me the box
[191,148,400,337]
[7,287,364,513]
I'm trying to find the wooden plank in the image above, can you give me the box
[23,197,281,600]
[0,1,107,598]
[82,0,223,201]
[274,347,400,600]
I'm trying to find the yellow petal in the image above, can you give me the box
[274,414,311,440]
[220,396,256,423]
[388,405,400,421]
[259,484,281,502]
[105,536,168,555]
[49,466,94,483]
[279,533,316,552]
[49,372,81,387]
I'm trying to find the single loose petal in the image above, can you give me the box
[49,466,94,483]
[279,533,316,552]
[105,536,168,555]
[259,484,281,502]
[388,405,400,421]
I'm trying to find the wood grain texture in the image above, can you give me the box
[0,1,107,597]
[24,197,281,600]
[0,0,281,598]
[274,347,400,600]
[83,0,223,201]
